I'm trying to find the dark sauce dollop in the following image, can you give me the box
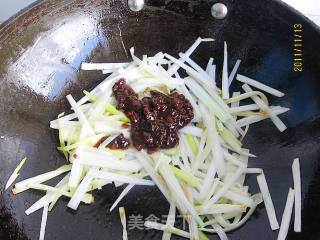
[112,78,194,153]
[94,133,129,149]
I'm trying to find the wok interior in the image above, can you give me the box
[0,0,320,239]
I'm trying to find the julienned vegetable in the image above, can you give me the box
[257,173,279,230]
[292,158,301,232]
[5,157,27,190]
[277,188,294,240]
[6,37,299,240]
[119,207,128,240]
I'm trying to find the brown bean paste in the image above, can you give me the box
[98,78,194,153]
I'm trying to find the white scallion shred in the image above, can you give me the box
[67,175,93,210]
[39,204,48,240]
[13,165,72,194]
[110,184,135,212]
[212,223,229,240]
[5,157,27,190]
[292,158,301,232]
[119,207,128,240]
[222,42,229,99]
[237,74,285,97]
[277,188,295,240]
[228,60,241,87]
[162,202,176,240]
[144,221,190,238]
[257,173,279,230]
[242,84,287,132]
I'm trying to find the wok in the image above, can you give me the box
[0,0,320,239]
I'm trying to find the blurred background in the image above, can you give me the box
[0,0,35,22]
[0,0,319,26]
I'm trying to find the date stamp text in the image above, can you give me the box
[293,24,303,72]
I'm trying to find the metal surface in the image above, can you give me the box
[128,0,144,12]
[0,0,319,239]
[211,3,228,19]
